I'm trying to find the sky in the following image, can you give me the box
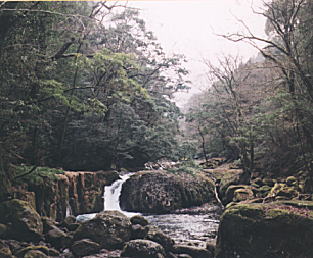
[128,0,267,106]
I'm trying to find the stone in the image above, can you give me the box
[120,171,215,213]
[216,201,313,257]
[121,239,165,258]
[46,227,72,249]
[131,224,149,239]
[286,176,298,187]
[0,242,12,258]
[130,215,149,226]
[146,226,175,251]
[15,245,52,257]
[233,188,254,202]
[71,239,101,257]
[24,250,48,258]
[0,199,43,241]
[41,216,57,234]
[267,183,299,200]
[73,210,131,249]
[172,245,213,258]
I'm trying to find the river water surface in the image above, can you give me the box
[76,173,220,247]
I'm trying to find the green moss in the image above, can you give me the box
[225,203,264,219]
[14,165,64,186]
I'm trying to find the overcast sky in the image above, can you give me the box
[128,0,267,106]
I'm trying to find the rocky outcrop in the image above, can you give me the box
[0,199,43,241]
[12,170,119,221]
[74,210,132,250]
[204,167,245,205]
[216,200,313,257]
[120,171,215,213]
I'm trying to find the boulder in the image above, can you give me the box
[267,183,299,200]
[121,239,165,258]
[46,227,72,249]
[130,215,149,226]
[146,226,175,251]
[71,239,101,257]
[73,210,131,249]
[172,244,213,258]
[233,188,254,202]
[0,223,7,238]
[120,171,215,213]
[131,224,149,240]
[216,201,313,257]
[0,199,43,241]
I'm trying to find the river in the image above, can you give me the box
[76,172,220,247]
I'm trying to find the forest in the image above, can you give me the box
[1,1,313,257]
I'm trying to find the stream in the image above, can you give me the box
[76,173,220,247]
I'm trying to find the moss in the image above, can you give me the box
[14,166,64,186]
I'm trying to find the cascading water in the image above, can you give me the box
[76,172,220,247]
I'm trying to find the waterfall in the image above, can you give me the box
[103,173,132,211]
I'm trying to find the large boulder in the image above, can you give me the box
[120,171,215,213]
[71,239,101,257]
[121,239,166,258]
[0,199,43,241]
[73,210,131,249]
[216,200,313,257]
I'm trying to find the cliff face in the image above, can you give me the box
[13,170,119,221]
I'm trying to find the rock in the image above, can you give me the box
[267,183,299,200]
[130,215,149,226]
[62,216,76,226]
[0,242,12,258]
[146,226,175,251]
[233,188,254,202]
[131,224,149,239]
[41,216,57,234]
[0,199,43,241]
[216,201,313,257]
[172,244,213,258]
[120,171,215,213]
[256,185,272,198]
[46,227,72,249]
[24,250,48,258]
[286,176,298,187]
[71,239,101,257]
[262,177,275,187]
[121,239,165,258]
[204,168,245,205]
[0,223,7,238]
[73,210,131,249]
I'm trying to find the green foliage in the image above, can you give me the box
[167,160,200,175]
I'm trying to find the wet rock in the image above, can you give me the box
[71,239,101,257]
[24,250,48,258]
[130,215,149,226]
[120,171,215,213]
[0,199,43,241]
[121,239,165,258]
[172,244,213,258]
[146,226,175,251]
[216,201,313,257]
[73,210,131,249]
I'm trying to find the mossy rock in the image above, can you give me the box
[233,188,254,202]
[286,176,298,187]
[0,199,43,241]
[0,242,12,258]
[216,201,313,257]
[267,183,299,200]
[262,177,275,187]
[121,239,165,258]
[24,250,48,258]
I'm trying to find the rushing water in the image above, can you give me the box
[76,172,220,246]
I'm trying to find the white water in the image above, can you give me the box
[76,173,138,221]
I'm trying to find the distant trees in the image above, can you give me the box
[186,0,313,181]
